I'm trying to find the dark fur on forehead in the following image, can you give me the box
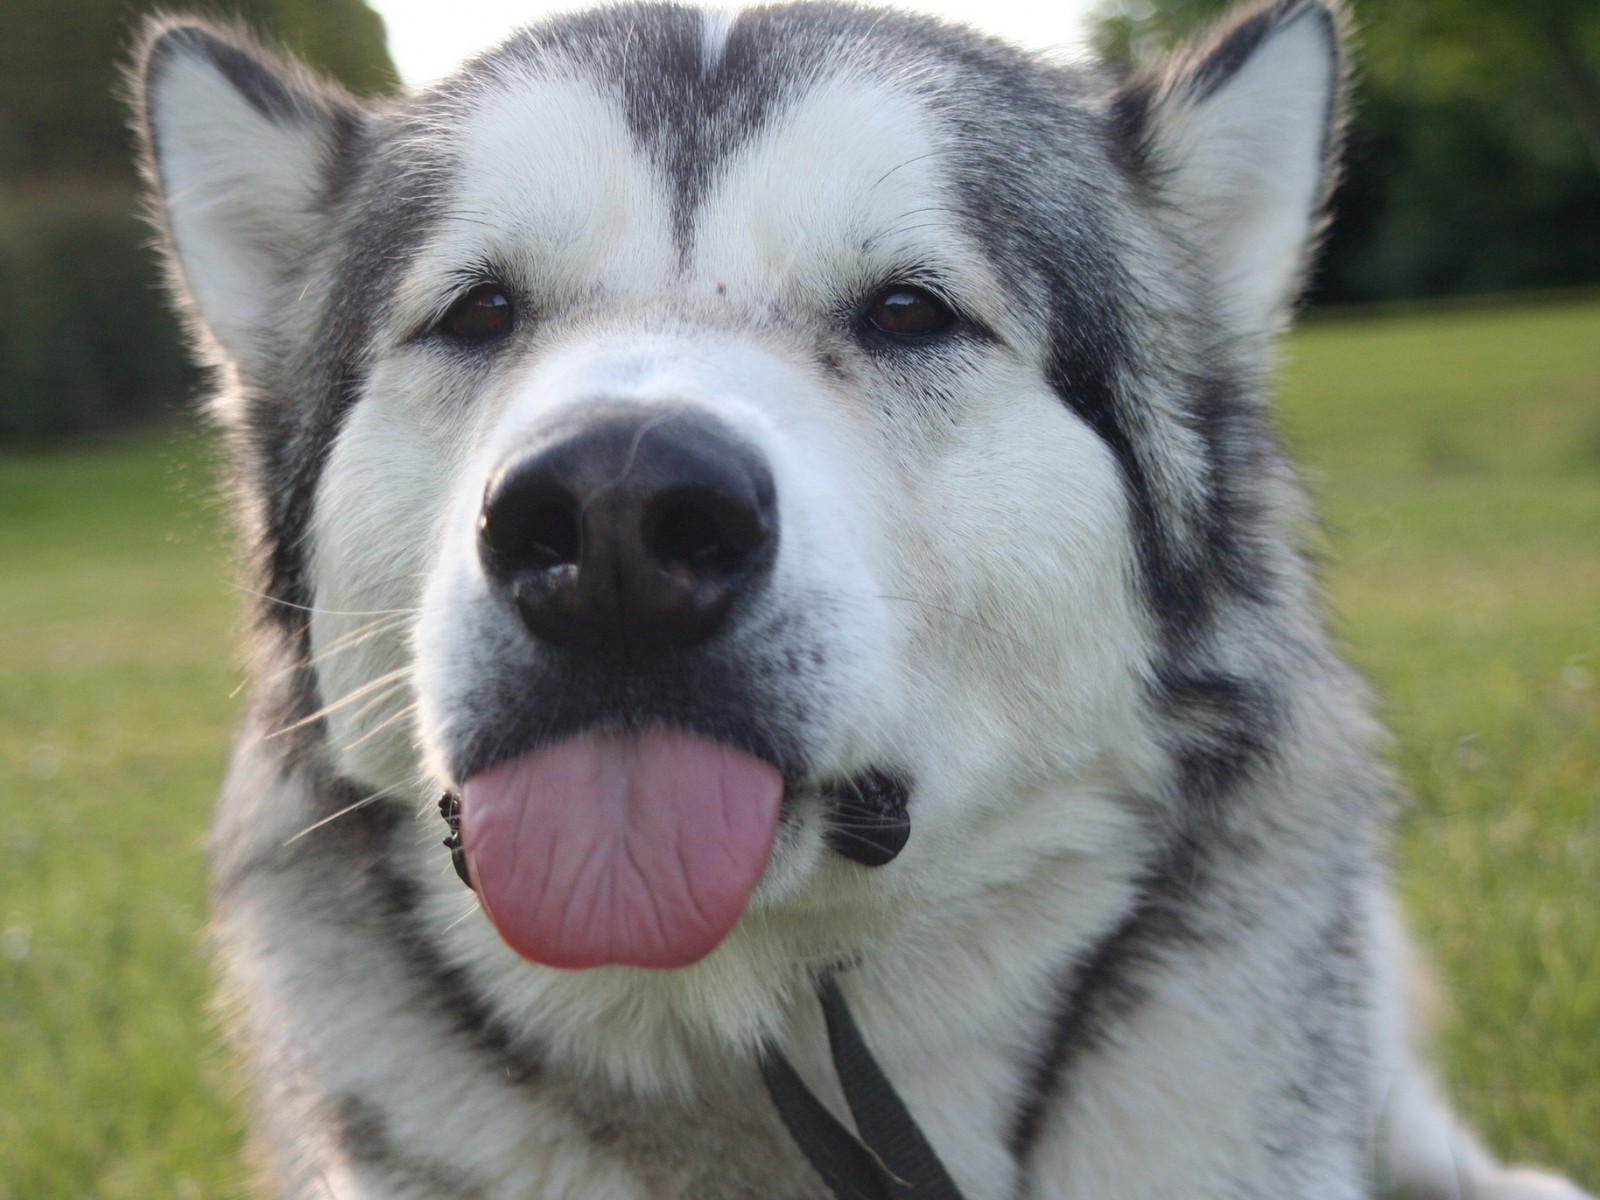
[427,1,1056,252]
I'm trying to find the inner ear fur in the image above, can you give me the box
[131,20,365,371]
[1113,0,1349,334]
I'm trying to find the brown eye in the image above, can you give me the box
[440,283,514,341]
[862,285,956,339]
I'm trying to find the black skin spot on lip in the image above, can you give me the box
[820,767,913,867]
[438,792,474,890]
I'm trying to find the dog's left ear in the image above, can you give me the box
[1116,0,1346,333]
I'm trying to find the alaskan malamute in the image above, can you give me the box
[134,2,1592,1196]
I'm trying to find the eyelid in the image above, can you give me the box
[407,268,516,345]
[442,284,515,340]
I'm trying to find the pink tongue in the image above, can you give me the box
[459,729,784,970]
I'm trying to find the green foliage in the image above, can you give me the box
[0,194,195,447]
[0,298,1596,1195]
[0,0,395,448]
[0,0,396,182]
[1089,0,1600,303]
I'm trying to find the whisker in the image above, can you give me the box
[304,615,412,657]
[277,619,413,679]
[340,701,421,753]
[228,583,421,620]
[441,898,483,935]
[873,592,1016,644]
[282,783,407,846]
[266,668,413,738]
[870,151,942,191]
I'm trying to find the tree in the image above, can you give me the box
[0,0,395,445]
[0,0,395,183]
[1088,0,1600,303]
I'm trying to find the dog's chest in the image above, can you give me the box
[536,1067,828,1200]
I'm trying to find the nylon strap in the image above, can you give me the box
[761,976,968,1200]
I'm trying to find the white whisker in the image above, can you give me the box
[282,783,407,846]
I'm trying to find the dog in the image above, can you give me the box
[133,2,1594,1196]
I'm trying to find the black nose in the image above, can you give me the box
[478,408,778,653]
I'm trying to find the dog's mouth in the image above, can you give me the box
[442,729,911,971]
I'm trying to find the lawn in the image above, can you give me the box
[1,295,1596,1197]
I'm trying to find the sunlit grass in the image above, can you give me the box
[0,294,1595,1195]
[0,436,249,1199]
[1280,297,1600,1179]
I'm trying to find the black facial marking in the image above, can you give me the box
[242,117,448,677]
[1185,0,1336,108]
[497,5,796,258]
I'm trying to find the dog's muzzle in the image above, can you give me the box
[441,405,914,968]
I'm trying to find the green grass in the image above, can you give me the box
[1,295,1596,1196]
[0,437,249,1199]
[1279,298,1600,1179]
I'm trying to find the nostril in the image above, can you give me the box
[645,488,769,581]
[480,482,582,573]
[476,407,779,652]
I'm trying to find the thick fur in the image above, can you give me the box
[134,4,1593,1198]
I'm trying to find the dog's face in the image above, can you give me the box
[139,5,1339,986]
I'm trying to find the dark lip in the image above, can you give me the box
[447,716,810,788]
[439,643,819,786]
[451,725,908,806]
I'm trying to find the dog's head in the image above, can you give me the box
[136,3,1343,980]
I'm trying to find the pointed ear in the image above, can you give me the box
[1116,0,1346,334]
[133,22,364,369]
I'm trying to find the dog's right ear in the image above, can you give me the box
[1113,0,1346,337]
[133,22,364,371]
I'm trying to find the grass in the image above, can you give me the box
[0,438,248,1198]
[0,295,1595,1196]
[1278,298,1600,1178]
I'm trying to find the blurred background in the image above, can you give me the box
[1,0,1598,446]
[0,1,1594,1197]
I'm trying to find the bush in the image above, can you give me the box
[0,193,196,448]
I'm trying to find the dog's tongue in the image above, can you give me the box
[459,729,783,970]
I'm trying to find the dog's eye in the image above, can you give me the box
[439,283,515,341]
[861,285,956,340]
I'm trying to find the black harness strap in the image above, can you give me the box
[760,1048,897,1200]
[761,976,969,1200]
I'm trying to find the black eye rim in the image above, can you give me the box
[856,282,962,344]
[433,280,517,344]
